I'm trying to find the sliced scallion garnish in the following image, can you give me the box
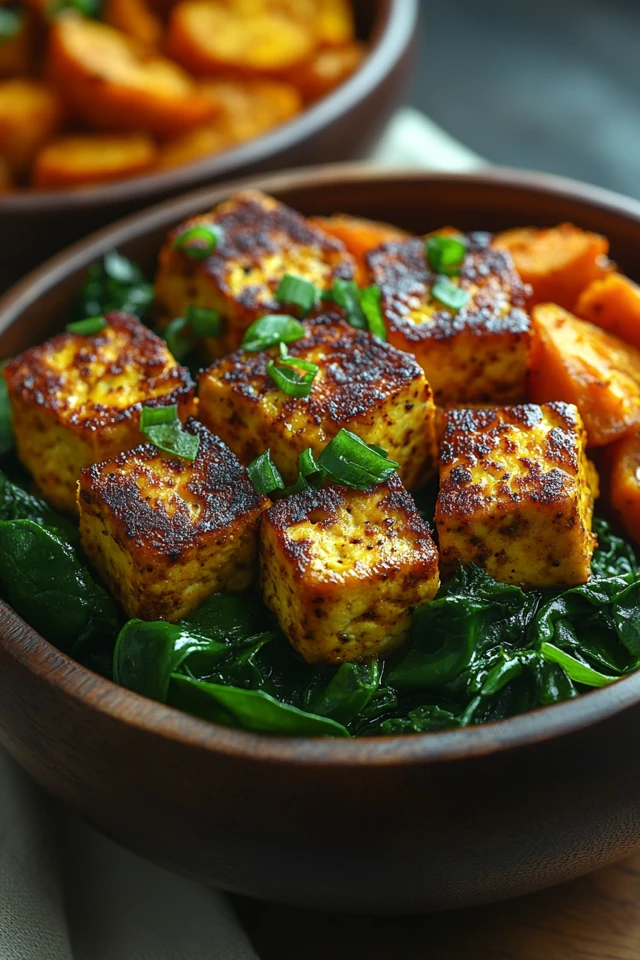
[140,404,199,461]
[185,305,222,337]
[318,429,399,489]
[325,277,367,329]
[267,348,318,399]
[432,275,470,312]
[163,316,191,362]
[242,314,305,352]
[172,224,221,261]
[65,316,107,336]
[426,233,467,276]
[163,306,223,362]
[359,285,386,340]
[275,274,317,315]
[247,450,285,496]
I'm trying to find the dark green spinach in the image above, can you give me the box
[71,251,154,322]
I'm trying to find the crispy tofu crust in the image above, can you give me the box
[435,401,597,587]
[78,420,269,622]
[154,189,356,356]
[4,311,195,513]
[260,475,440,665]
[199,315,438,489]
[367,232,532,405]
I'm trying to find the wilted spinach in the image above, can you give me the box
[71,251,154,322]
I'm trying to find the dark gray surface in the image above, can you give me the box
[410,0,640,197]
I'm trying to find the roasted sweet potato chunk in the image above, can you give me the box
[200,76,301,142]
[0,78,62,173]
[606,429,640,545]
[285,40,364,102]
[574,272,640,350]
[103,0,163,47]
[166,0,315,76]
[269,0,355,46]
[529,303,640,447]
[494,223,612,310]
[309,213,409,285]
[158,125,230,169]
[48,16,212,137]
[33,133,158,188]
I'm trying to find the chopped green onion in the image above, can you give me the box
[426,233,467,276]
[359,285,386,340]
[247,450,285,496]
[0,9,22,40]
[162,316,191,363]
[275,274,317,315]
[65,316,107,336]
[104,249,144,285]
[267,351,318,399]
[242,314,305,352]
[140,404,199,461]
[185,305,222,337]
[432,275,470,312]
[540,643,619,688]
[298,448,324,487]
[325,278,367,329]
[173,224,221,260]
[318,429,399,489]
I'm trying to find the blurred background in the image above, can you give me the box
[410,0,640,197]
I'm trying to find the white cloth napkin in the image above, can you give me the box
[0,108,484,960]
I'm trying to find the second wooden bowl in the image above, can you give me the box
[1,166,640,913]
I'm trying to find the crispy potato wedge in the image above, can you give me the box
[285,41,364,102]
[0,78,62,172]
[574,272,640,351]
[48,16,213,136]
[33,133,158,188]
[0,9,33,78]
[200,76,301,140]
[158,124,230,168]
[166,0,315,76]
[310,213,410,284]
[529,303,640,447]
[103,0,163,47]
[494,223,612,310]
[606,429,640,545]
[267,0,354,46]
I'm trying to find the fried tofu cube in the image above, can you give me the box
[367,232,532,405]
[435,402,598,587]
[3,312,195,513]
[78,421,269,621]
[155,189,356,357]
[260,475,440,665]
[199,316,438,489]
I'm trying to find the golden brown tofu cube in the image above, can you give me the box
[154,189,356,357]
[260,475,440,665]
[199,316,438,490]
[435,402,598,587]
[3,312,195,513]
[367,232,532,405]
[78,421,269,622]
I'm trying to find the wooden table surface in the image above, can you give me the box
[235,850,640,959]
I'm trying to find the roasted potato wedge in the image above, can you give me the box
[494,222,612,310]
[267,0,355,46]
[166,0,315,76]
[285,41,364,102]
[103,0,163,47]
[48,16,213,136]
[199,76,301,141]
[574,272,640,350]
[606,429,640,545]
[158,124,230,169]
[33,133,158,188]
[309,213,410,285]
[529,303,640,447]
[0,78,62,173]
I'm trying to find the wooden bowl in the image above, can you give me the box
[0,0,417,289]
[2,167,640,914]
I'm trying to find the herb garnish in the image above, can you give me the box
[140,404,199,461]
[65,316,107,336]
[426,233,467,276]
[432,275,470,312]
[164,306,223,362]
[72,251,154,322]
[247,450,285,496]
[267,344,318,399]
[172,224,221,260]
[241,314,305,352]
[275,274,318,315]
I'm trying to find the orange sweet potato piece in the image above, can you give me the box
[606,429,640,544]
[103,0,163,47]
[269,0,355,46]
[158,124,230,168]
[529,303,640,447]
[574,272,640,351]
[285,40,364,102]
[200,76,301,139]
[0,78,62,173]
[32,133,158,188]
[494,223,612,310]
[309,214,410,285]
[166,0,315,77]
[48,16,212,137]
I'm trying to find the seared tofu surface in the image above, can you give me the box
[260,475,440,665]
[155,189,356,357]
[78,420,269,622]
[3,311,195,513]
[367,232,532,405]
[199,316,438,488]
[436,401,597,587]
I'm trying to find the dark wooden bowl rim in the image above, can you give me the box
[3,164,640,768]
[0,0,417,214]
